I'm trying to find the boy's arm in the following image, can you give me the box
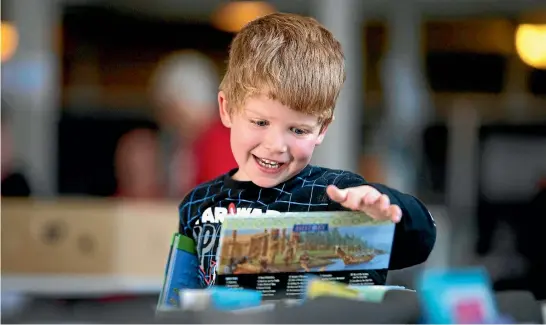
[331,173,436,270]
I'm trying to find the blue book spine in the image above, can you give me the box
[157,233,201,309]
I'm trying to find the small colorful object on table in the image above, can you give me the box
[303,275,413,303]
[417,267,506,324]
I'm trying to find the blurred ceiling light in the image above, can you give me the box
[212,1,276,33]
[515,24,546,69]
[1,21,19,62]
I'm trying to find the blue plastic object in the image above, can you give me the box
[209,287,263,311]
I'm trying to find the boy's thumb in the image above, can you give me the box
[326,185,347,203]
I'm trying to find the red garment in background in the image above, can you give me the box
[190,119,237,186]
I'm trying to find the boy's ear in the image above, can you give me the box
[218,91,232,128]
[315,115,334,145]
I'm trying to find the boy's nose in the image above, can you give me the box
[263,131,288,153]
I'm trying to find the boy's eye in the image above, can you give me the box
[252,120,269,127]
[290,127,308,135]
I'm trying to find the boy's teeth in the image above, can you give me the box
[258,158,281,169]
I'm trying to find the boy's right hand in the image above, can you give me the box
[327,185,402,223]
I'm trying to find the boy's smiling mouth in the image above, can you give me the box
[252,154,286,170]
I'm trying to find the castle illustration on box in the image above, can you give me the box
[217,213,394,275]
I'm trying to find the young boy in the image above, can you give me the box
[178,12,436,288]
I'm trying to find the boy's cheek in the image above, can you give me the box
[232,127,260,153]
[290,139,318,160]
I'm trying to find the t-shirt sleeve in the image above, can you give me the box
[369,183,436,270]
[330,173,437,270]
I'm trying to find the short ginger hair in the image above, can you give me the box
[219,12,345,124]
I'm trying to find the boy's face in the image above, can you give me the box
[219,92,329,188]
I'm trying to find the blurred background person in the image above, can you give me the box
[115,50,237,199]
[114,128,163,199]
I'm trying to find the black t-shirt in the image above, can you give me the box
[179,164,436,287]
